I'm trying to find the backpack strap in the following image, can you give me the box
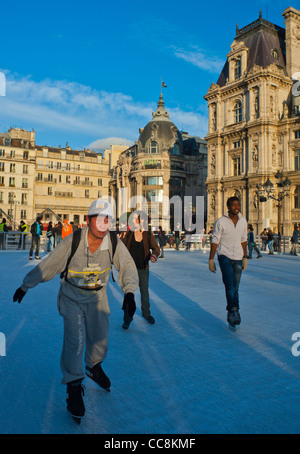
[60,228,82,279]
[61,229,118,282]
[109,230,118,282]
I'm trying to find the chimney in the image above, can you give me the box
[282,7,300,78]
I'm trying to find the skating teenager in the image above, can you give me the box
[122,211,160,328]
[208,196,248,328]
[13,199,138,423]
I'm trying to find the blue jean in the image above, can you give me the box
[268,240,274,254]
[218,255,243,311]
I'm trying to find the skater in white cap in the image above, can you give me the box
[13,198,138,423]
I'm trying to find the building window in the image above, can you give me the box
[4,139,10,146]
[0,177,4,186]
[23,151,29,160]
[0,162,4,172]
[0,150,5,157]
[294,186,300,209]
[233,141,241,149]
[295,151,300,170]
[21,193,27,205]
[143,189,163,202]
[173,143,181,155]
[295,130,300,139]
[48,187,53,195]
[233,156,241,176]
[85,190,89,198]
[98,178,103,186]
[20,210,27,218]
[234,57,242,80]
[23,164,28,174]
[9,177,15,187]
[234,101,243,123]
[143,176,163,186]
[148,141,159,154]
[145,159,161,169]
[10,163,16,173]
[10,150,15,158]
[22,178,28,188]
[66,175,71,184]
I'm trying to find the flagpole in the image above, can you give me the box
[160,77,162,96]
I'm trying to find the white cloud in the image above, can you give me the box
[88,137,133,151]
[0,70,208,147]
[171,46,223,73]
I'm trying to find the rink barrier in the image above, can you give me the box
[0,232,299,256]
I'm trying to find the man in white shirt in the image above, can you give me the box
[208,197,248,327]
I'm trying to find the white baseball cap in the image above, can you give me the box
[88,199,113,218]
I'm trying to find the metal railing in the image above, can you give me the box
[163,234,299,255]
[0,232,299,257]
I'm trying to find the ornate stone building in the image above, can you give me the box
[0,127,111,227]
[204,7,300,235]
[109,94,207,230]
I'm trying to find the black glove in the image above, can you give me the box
[122,292,136,318]
[13,287,26,304]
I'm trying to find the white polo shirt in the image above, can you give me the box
[211,213,248,260]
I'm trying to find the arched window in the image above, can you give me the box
[294,186,300,209]
[234,101,243,123]
[148,141,159,154]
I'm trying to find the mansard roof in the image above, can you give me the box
[217,13,287,87]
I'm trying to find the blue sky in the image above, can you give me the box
[0,0,294,152]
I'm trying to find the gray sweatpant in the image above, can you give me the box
[57,293,109,385]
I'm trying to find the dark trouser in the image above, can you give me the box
[29,235,40,258]
[0,233,5,250]
[248,242,261,258]
[18,234,27,249]
[137,268,150,318]
[218,255,243,311]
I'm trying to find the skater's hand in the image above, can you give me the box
[209,259,216,273]
[13,287,26,303]
[150,254,157,263]
[242,257,247,271]
[122,293,136,318]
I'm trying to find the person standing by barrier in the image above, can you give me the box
[290,224,299,256]
[54,221,63,245]
[18,220,28,250]
[62,219,73,239]
[174,223,181,250]
[158,226,167,259]
[0,218,8,250]
[47,221,55,252]
[267,228,274,255]
[208,196,247,328]
[29,216,43,260]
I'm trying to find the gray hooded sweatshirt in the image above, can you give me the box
[21,227,139,307]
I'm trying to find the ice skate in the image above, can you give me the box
[227,307,241,330]
[66,380,85,423]
[86,362,111,391]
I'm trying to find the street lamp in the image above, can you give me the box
[257,171,291,237]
